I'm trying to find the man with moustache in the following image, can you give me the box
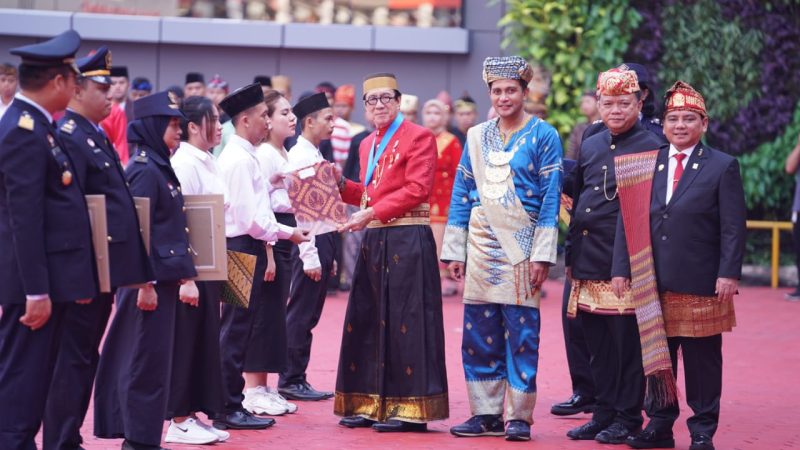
[45,46,152,450]
[565,67,665,444]
[334,73,449,432]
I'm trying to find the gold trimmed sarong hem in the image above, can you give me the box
[568,279,634,317]
[333,392,449,423]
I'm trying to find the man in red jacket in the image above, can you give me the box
[334,72,449,433]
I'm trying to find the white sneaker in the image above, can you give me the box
[165,418,219,445]
[243,386,288,416]
[194,416,230,442]
[266,387,298,414]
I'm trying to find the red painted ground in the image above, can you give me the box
[34,280,800,449]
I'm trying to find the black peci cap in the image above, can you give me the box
[292,92,330,121]
[219,83,264,118]
[110,66,128,78]
[185,72,204,85]
[253,75,272,87]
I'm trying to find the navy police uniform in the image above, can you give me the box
[0,30,100,450]
[93,91,196,448]
[43,47,152,450]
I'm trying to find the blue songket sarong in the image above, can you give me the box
[441,116,562,423]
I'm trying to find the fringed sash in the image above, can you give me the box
[614,151,677,407]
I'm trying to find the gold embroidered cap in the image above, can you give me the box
[363,72,399,93]
[664,81,707,117]
[596,68,640,96]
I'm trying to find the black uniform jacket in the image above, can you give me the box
[611,143,746,296]
[125,146,197,282]
[0,98,98,304]
[565,122,664,280]
[58,110,153,287]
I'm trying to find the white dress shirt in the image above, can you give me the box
[288,135,326,270]
[0,96,13,121]
[666,143,696,204]
[171,141,229,204]
[218,134,293,242]
[256,142,293,214]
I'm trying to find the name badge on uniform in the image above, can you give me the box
[692,163,699,170]
[167,182,178,198]
[87,137,95,147]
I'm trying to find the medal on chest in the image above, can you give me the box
[360,190,368,210]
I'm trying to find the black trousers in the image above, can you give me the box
[219,235,267,413]
[645,334,723,437]
[0,302,66,450]
[93,282,179,447]
[561,280,595,398]
[279,231,336,387]
[43,293,113,450]
[581,311,645,429]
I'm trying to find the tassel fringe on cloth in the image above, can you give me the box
[614,150,677,407]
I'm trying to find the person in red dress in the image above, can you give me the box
[422,98,463,296]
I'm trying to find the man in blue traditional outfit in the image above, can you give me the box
[441,56,563,441]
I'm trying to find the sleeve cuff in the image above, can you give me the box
[530,226,558,265]
[440,225,468,263]
[276,224,294,240]
[26,294,49,301]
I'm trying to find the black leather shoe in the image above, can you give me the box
[278,382,334,401]
[213,409,276,430]
[567,420,607,440]
[505,420,531,441]
[689,433,715,450]
[596,422,641,444]
[626,428,675,448]
[449,414,504,437]
[550,394,596,416]
[339,416,376,428]
[121,440,169,450]
[372,419,427,433]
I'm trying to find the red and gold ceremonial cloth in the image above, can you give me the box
[285,161,348,235]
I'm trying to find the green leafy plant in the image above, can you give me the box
[659,0,764,122]
[738,101,800,220]
[500,0,642,138]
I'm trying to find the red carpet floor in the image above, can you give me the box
[35,280,800,449]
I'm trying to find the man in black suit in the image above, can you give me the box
[44,46,153,450]
[613,82,745,450]
[0,30,99,450]
[565,67,664,445]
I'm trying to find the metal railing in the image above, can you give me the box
[746,220,793,288]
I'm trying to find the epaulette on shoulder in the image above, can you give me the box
[592,119,603,124]
[649,117,662,125]
[17,111,34,131]
[60,119,76,135]
[134,151,148,163]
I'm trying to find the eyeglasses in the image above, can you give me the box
[364,93,396,106]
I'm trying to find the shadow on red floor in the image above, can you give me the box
[37,280,800,449]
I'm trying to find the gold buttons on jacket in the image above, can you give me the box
[582,230,589,236]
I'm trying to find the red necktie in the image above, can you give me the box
[672,152,687,192]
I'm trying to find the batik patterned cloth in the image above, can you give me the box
[462,303,540,423]
[661,292,736,337]
[615,150,676,405]
[285,161,348,235]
